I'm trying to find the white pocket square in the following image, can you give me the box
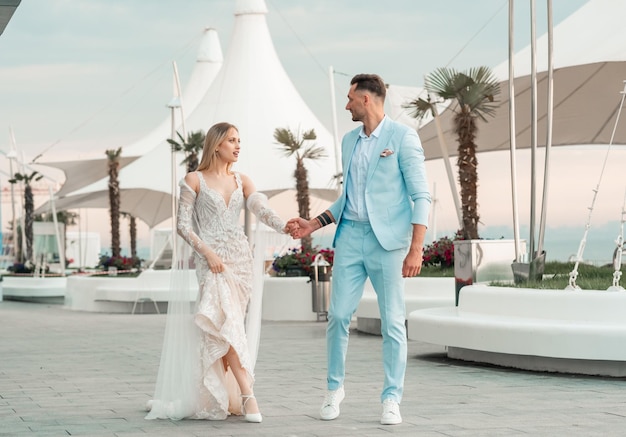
[380,149,394,157]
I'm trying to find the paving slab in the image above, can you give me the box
[1,300,626,436]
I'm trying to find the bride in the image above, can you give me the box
[145,122,290,423]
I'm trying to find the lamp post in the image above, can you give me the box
[167,96,181,267]
[7,144,18,262]
[166,62,186,268]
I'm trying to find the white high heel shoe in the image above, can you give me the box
[241,394,262,423]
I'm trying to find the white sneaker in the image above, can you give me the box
[381,398,402,425]
[320,386,345,420]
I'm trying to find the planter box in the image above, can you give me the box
[454,239,526,305]
[262,276,318,321]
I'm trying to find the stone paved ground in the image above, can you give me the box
[1,300,626,436]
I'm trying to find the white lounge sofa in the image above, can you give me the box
[408,284,626,376]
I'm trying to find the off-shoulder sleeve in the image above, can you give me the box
[176,180,211,257]
[246,191,286,234]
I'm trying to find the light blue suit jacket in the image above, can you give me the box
[328,118,431,251]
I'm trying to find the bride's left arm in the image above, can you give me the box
[241,173,288,234]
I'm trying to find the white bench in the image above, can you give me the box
[356,277,455,335]
[2,276,67,304]
[65,270,197,313]
[408,284,626,376]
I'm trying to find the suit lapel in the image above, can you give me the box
[343,130,360,180]
[366,122,394,183]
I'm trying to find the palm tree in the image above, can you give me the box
[106,148,122,258]
[407,66,500,239]
[274,127,327,252]
[168,130,205,173]
[9,171,43,262]
[121,212,138,260]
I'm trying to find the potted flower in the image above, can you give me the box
[97,254,142,275]
[422,236,455,268]
[271,246,334,277]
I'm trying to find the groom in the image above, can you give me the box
[289,73,431,425]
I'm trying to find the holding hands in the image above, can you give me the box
[283,220,299,237]
[286,217,319,239]
[286,211,334,239]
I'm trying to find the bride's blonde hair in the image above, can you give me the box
[196,122,238,172]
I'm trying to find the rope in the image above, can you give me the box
[266,0,327,76]
[609,190,626,290]
[445,0,508,68]
[567,81,626,290]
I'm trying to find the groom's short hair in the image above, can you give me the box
[351,74,386,100]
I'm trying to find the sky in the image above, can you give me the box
[1,0,624,265]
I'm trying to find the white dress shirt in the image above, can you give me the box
[343,116,388,222]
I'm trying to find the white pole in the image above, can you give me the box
[328,66,342,188]
[169,104,178,267]
[18,152,27,262]
[78,209,83,270]
[84,210,89,269]
[432,107,463,229]
[8,127,18,261]
[431,182,438,242]
[528,0,538,262]
[48,185,65,275]
[168,62,186,268]
[172,62,187,139]
[8,157,17,260]
[536,0,554,257]
[508,0,522,262]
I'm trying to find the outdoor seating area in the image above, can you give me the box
[64,270,196,314]
[2,276,67,304]
[3,1,626,434]
[408,284,626,376]
[62,271,324,321]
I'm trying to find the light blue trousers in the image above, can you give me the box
[326,219,407,403]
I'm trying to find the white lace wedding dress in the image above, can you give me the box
[145,171,285,421]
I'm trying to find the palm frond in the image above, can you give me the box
[425,67,461,98]
[424,66,500,122]
[105,147,122,160]
[274,127,300,155]
[302,129,316,140]
[302,145,327,160]
[404,96,436,120]
[167,138,181,152]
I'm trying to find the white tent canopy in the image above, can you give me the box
[389,0,626,160]
[417,61,626,161]
[39,0,339,227]
[49,189,172,228]
[177,0,338,192]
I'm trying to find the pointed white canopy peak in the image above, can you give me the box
[183,0,338,192]
[235,0,268,16]
[122,27,223,157]
[197,27,223,63]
